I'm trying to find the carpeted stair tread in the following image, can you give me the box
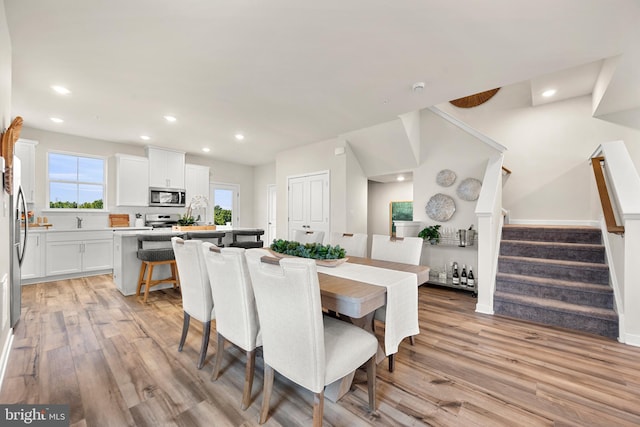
[494,291,617,321]
[496,272,614,308]
[496,272,612,292]
[501,225,601,244]
[500,240,605,263]
[498,255,608,270]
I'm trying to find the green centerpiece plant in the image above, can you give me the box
[270,239,346,260]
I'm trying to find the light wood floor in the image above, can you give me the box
[2,274,640,426]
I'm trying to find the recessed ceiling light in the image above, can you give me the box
[164,115,177,122]
[234,133,245,141]
[140,135,150,141]
[202,147,210,153]
[542,89,557,98]
[50,117,64,123]
[397,176,405,181]
[51,85,71,95]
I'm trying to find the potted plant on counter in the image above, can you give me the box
[418,224,441,245]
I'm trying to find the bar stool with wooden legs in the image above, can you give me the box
[136,233,183,303]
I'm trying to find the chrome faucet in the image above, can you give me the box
[76,216,83,229]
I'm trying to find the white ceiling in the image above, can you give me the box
[5,0,640,166]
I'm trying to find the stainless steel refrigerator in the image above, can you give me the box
[10,156,27,328]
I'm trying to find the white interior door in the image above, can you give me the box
[267,184,276,244]
[288,172,329,242]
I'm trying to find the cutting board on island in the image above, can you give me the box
[172,225,217,231]
[109,214,130,227]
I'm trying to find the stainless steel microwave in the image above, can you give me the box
[149,187,186,207]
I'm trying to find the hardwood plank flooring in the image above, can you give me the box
[2,274,640,426]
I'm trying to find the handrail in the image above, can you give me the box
[591,156,624,234]
[501,166,512,175]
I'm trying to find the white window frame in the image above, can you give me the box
[210,182,240,227]
[45,150,108,212]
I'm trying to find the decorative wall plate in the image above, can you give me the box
[456,178,482,201]
[436,169,456,187]
[425,193,456,222]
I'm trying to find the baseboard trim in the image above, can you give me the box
[0,329,14,393]
[475,303,494,315]
[508,219,600,227]
[622,331,640,347]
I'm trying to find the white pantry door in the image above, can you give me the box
[288,171,329,243]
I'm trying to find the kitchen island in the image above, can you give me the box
[113,228,265,296]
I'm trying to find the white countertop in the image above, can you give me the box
[25,226,152,233]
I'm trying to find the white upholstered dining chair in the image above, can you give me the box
[329,232,368,258]
[293,229,325,245]
[245,249,377,426]
[171,237,214,369]
[201,243,262,410]
[370,234,423,372]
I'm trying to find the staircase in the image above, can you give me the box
[494,225,618,339]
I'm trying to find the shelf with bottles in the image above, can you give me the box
[426,263,477,296]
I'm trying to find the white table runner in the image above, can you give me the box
[317,262,419,355]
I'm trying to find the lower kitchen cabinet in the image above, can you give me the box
[21,232,46,280]
[45,231,113,277]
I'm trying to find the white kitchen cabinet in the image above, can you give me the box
[146,146,185,188]
[115,154,149,206]
[46,231,113,277]
[15,138,38,204]
[185,163,210,203]
[21,232,45,280]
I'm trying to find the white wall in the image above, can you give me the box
[437,84,640,223]
[367,180,413,237]
[18,127,257,227]
[0,0,13,384]
[185,153,255,227]
[275,137,352,240]
[345,142,368,234]
[412,109,500,274]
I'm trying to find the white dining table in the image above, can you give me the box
[315,256,429,401]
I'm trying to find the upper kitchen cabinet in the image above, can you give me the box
[146,146,185,189]
[185,163,210,203]
[15,138,38,203]
[115,154,149,206]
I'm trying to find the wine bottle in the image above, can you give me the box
[468,267,475,288]
[460,264,467,287]
[452,262,459,285]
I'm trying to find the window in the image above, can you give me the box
[48,152,106,209]
[210,183,239,226]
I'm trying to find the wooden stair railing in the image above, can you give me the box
[591,156,625,235]
[501,165,512,176]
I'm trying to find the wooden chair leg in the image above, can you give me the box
[367,355,377,412]
[388,353,395,372]
[197,320,211,369]
[178,312,190,352]
[409,335,415,346]
[136,262,147,296]
[211,333,225,381]
[259,364,274,424]
[143,263,155,303]
[242,349,256,410]
[312,390,324,427]
[170,261,180,289]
